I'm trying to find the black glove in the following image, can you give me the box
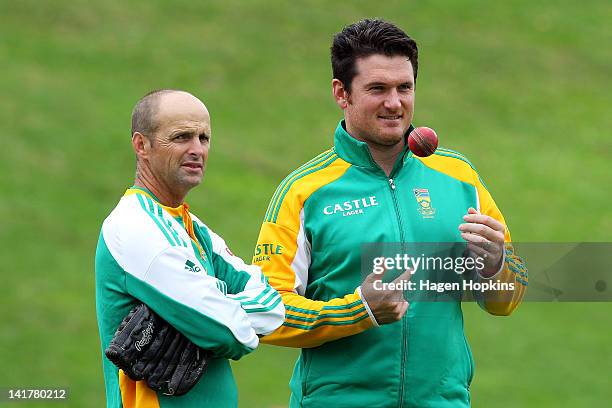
[104,303,209,396]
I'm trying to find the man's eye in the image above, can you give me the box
[399,84,413,91]
[199,134,210,143]
[175,133,190,140]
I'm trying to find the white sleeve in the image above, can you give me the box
[103,197,259,359]
[205,226,285,335]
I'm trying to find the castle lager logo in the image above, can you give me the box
[254,243,284,262]
[322,195,379,217]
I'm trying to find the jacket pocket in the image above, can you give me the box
[301,349,313,400]
[463,335,475,388]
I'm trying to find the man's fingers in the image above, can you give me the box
[462,233,504,255]
[464,208,504,233]
[459,223,505,243]
[466,242,487,257]
[463,233,500,253]
[401,300,409,315]
[396,301,409,319]
[365,266,411,287]
[462,213,505,233]
[466,242,495,262]
[461,231,489,244]
[364,264,387,284]
[391,268,414,284]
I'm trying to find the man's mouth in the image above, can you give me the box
[182,162,203,169]
[378,114,403,121]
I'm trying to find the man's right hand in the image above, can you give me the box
[360,268,412,325]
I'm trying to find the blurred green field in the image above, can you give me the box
[0,0,610,407]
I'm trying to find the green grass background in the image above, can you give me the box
[1,0,610,406]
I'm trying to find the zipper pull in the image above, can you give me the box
[389,178,396,190]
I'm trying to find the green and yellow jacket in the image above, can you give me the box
[96,188,284,408]
[254,121,527,408]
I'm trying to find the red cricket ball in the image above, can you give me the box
[408,127,439,157]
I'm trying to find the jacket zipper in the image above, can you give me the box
[388,177,408,407]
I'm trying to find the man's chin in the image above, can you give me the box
[178,175,204,190]
[376,131,406,146]
[377,123,409,139]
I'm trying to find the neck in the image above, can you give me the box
[366,140,405,177]
[344,122,406,177]
[134,167,186,208]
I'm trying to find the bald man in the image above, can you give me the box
[95,90,284,408]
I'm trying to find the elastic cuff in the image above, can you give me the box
[357,286,379,327]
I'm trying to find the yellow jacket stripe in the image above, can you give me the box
[264,149,335,222]
[265,150,337,223]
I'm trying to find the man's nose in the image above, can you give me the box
[187,136,205,156]
[384,89,402,110]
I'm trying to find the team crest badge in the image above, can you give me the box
[413,188,436,218]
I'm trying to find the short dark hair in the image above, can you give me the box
[131,89,180,139]
[331,19,418,92]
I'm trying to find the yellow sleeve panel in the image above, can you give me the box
[263,290,373,348]
[417,148,527,315]
[119,370,159,408]
[475,179,528,316]
[416,148,478,186]
[255,154,374,348]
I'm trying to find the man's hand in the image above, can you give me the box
[459,207,505,278]
[360,268,412,325]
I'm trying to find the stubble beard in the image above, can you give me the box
[369,126,407,148]
[175,169,204,192]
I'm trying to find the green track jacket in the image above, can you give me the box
[96,187,284,408]
[254,121,527,408]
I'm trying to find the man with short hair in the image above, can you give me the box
[96,90,284,408]
[254,19,527,407]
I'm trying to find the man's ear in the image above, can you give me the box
[332,79,350,109]
[132,132,151,159]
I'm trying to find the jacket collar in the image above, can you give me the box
[125,185,205,258]
[333,120,414,172]
[124,186,187,218]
